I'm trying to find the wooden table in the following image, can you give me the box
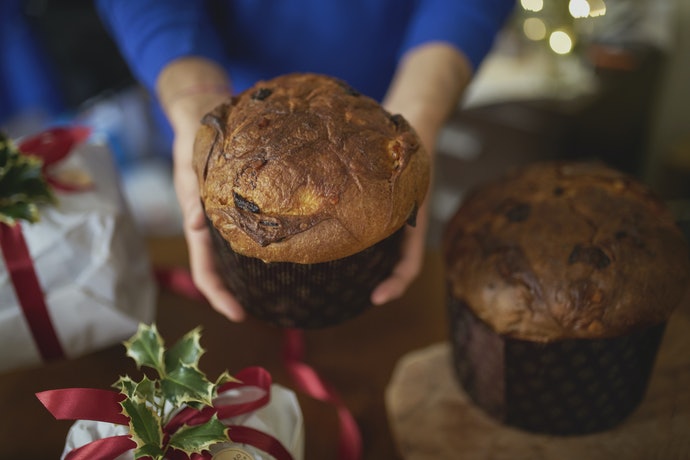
[0,236,448,459]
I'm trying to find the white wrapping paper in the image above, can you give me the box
[62,384,305,460]
[0,138,156,373]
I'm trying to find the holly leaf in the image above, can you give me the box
[133,443,166,460]
[113,375,138,399]
[0,202,40,225]
[125,323,165,374]
[160,363,215,408]
[134,376,158,402]
[215,370,239,387]
[0,132,55,225]
[165,326,204,373]
[167,414,229,455]
[120,397,164,457]
[114,375,158,404]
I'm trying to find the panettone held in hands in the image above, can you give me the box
[444,161,690,342]
[191,73,430,328]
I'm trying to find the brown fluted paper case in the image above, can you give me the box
[210,222,404,329]
[447,298,666,435]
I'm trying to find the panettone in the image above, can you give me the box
[193,73,430,328]
[443,161,690,435]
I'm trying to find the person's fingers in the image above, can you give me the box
[173,138,246,321]
[370,224,425,305]
[184,204,246,321]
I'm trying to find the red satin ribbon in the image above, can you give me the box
[35,386,135,460]
[36,367,293,460]
[154,267,207,303]
[36,388,128,424]
[0,222,65,361]
[283,329,362,460]
[18,126,92,192]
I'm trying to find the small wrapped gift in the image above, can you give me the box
[37,324,305,460]
[0,127,156,373]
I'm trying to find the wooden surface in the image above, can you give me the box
[386,292,690,460]
[0,236,448,460]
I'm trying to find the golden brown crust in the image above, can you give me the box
[194,73,429,263]
[443,161,690,342]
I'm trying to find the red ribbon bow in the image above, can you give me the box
[36,366,294,460]
[18,125,92,192]
[0,126,92,364]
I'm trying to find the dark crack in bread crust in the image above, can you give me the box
[194,73,429,263]
[444,161,690,342]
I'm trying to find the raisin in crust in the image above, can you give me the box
[193,73,429,263]
[443,161,690,342]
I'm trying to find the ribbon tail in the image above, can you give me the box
[36,388,129,425]
[282,329,362,460]
[63,435,136,460]
[154,267,207,303]
[0,222,65,362]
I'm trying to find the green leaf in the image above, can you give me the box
[133,443,166,460]
[168,414,229,454]
[124,323,165,374]
[165,326,204,374]
[113,375,138,399]
[160,363,215,408]
[0,202,39,225]
[113,375,159,403]
[215,370,239,387]
[134,376,158,403]
[120,397,164,455]
[0,132,55,225]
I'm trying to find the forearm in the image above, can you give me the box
[156,57,232,134]
[383,42,472,151]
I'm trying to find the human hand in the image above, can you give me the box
[370,200,429,305]
[157,57,245,321]
[372,43,472,305]
[172,122,246,322]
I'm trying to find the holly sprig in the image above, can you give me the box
[114,324,237,459]
[0,131,55,225]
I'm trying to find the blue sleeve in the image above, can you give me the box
[400,0,516,71]
[95,0,229,93]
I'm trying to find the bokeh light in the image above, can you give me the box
[520,0,544,13]
[523,17,547,41]
[569,0,591,18]
[549,30,574,54]
[588,0,607,17]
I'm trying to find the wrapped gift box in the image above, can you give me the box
[0,127,156,373]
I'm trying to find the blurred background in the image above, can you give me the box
[1,0,689,244]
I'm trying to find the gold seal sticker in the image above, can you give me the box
[212,446,255,460]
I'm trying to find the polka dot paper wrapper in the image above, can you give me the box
[447,297,666,435]
[209,221,404,329]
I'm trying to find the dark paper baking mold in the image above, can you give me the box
[447,297,666,435]
[209,221,404,329]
